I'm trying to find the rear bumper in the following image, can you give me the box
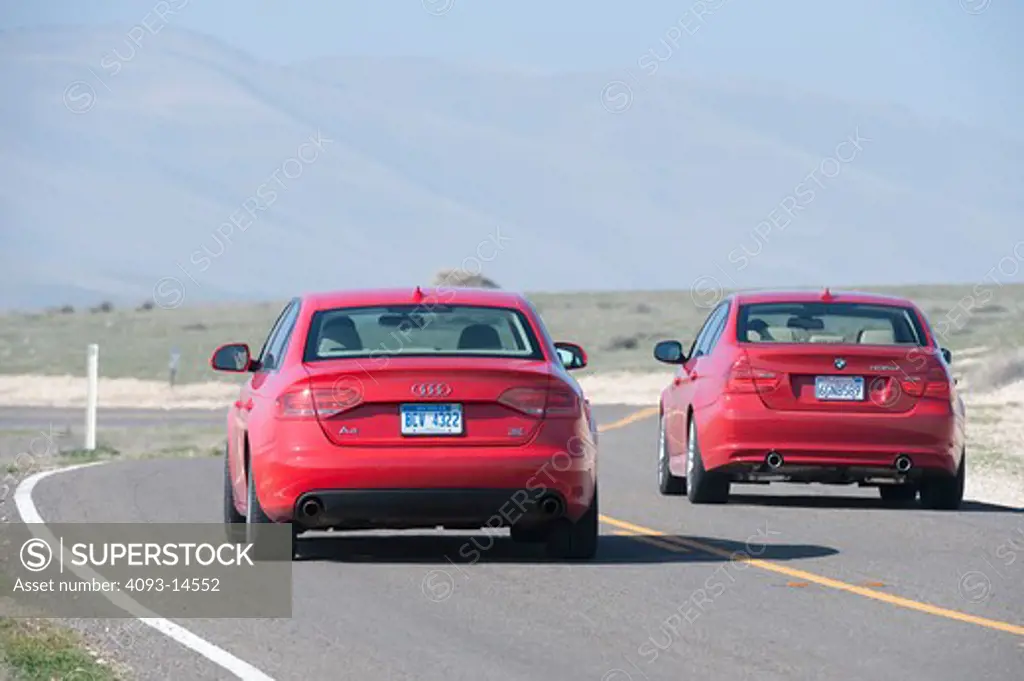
[293,488,568,530]
[255,445,595,525]
[701,396,959,477]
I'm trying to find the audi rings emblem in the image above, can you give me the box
[411,383,452,398]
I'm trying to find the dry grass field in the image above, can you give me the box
[2,284,1022,383]
[1,283,1022,506]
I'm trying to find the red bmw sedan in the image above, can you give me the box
[655,289,966,509]
[212,287,599,559]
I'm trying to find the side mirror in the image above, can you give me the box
[940,347,952,364]
[653,340,687,364]
[554,342,587,370]
[210,343,253,372]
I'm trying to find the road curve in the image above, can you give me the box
[20,405,1024,680]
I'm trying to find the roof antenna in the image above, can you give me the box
[412,285,424,302]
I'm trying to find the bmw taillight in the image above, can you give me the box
[899,369,950,399]
[498,385,580,418]
[276,383,363,419]
[899,376,924,397]
[724,356,782,394]
[923,368,952,399]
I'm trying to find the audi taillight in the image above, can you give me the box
[544,386,581,417]
[498,385,580,418]
[276,383,363,419]
[725,356,782,394]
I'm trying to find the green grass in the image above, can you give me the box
[0,618,120,681]
[3,284,1023,380]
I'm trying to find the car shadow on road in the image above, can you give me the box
[725,493,1021,513]
[292,532,839,564]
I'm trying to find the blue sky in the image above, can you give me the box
[2,0,1020,134]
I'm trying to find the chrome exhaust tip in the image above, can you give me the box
[894,455,913,473]
[300,497,323,519]
[765,451,784,470]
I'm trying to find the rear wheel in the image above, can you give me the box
[657,415,686,496]
[223,445,245,543]
[246,465,297,559]
[878,483,917,504]
[686,417,730,504]
[920,454,965,510]
[545,485,599,560]
[510,524,548,543]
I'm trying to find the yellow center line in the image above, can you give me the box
[593,406,1024,638]
[597,406,658,433]
[609,528,689,553]
[601,515,1024,637]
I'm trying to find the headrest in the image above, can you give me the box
[857,328,895,345]
[765,326,796,341]
[457,324,502,350]
[318,315,363,353]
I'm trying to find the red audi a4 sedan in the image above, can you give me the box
[655,289,966,509]
[212,287,599,559]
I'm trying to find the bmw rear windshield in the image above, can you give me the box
[736,302,928,346]
[303,304,545,362]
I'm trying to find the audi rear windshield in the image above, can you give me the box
[736,302,928,346]
[303,304,545,362]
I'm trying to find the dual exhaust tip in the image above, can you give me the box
[762,451,913,473]
[894,455,913,473]
[297,494,565,522]
[300,497,323,519]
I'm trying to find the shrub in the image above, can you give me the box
[432,269,500,289]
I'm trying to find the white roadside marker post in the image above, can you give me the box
[85,343,98,451]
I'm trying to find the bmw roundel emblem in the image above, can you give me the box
[834,358,847,370]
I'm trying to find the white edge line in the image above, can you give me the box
[13,461,277,681]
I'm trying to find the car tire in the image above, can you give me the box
[657,415,686,496]
[685,417,729,504]
[878,483,917,504]
[510,524,547,543]
[545,485,599,560]
[223,445,246,543]
[920,453,965,511]
[246,464,297,559]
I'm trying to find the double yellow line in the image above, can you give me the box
[595,407,1024,638]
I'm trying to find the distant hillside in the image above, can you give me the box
[1,26,1021,309]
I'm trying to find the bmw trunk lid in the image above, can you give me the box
[738,345,949,413]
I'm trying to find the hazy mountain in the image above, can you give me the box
[1,26,1021,310]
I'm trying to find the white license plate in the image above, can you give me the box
[400,403,463,435]
[814,376,865,401]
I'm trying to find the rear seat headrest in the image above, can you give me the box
[857,328,895,344]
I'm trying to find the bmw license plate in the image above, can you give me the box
[814,376,865,401]
[400,403,463,435]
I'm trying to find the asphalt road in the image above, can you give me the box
[16,404,1024,680]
